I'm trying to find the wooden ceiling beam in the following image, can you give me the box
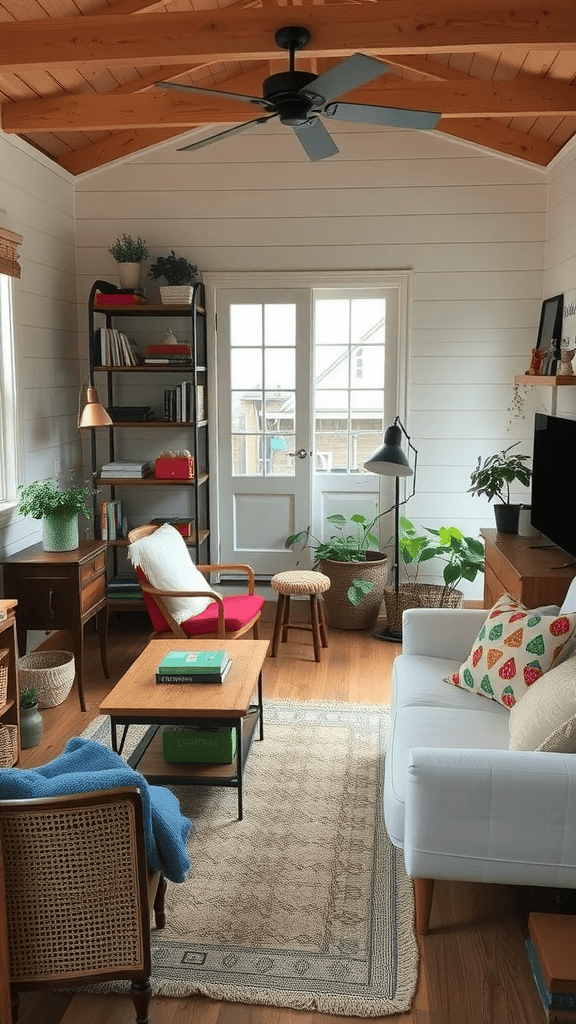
[436,118,559,164]
[5,75,576,132]
[0,2,574,72]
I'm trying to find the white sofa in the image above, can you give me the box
[384,578,576,935]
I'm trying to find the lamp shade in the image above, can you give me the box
[78,384,112,428]
[364,424,413,477]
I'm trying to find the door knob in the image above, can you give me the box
[288,448,311,459]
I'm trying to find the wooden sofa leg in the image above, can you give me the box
[414,877,434,935]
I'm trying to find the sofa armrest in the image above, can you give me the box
[401,608,488,661]
[404,747,576,888]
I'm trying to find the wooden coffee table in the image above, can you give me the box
[99,638,269,820]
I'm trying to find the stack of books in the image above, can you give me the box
[144,343,191,365]
[97,327,142,366]
[107,574,142,601]
[163,382,205,422]
[107,406,154,422]
[100,460,151,479]
[94,290,147,308]
[99,499,127,539]
[156,649,232,684]
[526,913,576,1023]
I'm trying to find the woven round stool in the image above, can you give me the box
[270,570,331,662]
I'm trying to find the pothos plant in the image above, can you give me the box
[286,512,384,606]
[399,518,485,600]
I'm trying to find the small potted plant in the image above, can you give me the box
[108,233,149,289]
[286,512,389,630]
[19,688,43,748]
[468,442,532,534]
[148,250,199,304]
[17,478,91,552]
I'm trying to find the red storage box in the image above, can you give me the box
[154,456,194,479]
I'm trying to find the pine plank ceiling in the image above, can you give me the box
[0,0,575,176]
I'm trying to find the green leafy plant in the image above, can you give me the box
[148,251,198,286]
[17,479,91,520]
[468,442,531,505]
[20,687,38,710]
[286,512,383,606]
[108,233,149,263]
[399,518,485,597]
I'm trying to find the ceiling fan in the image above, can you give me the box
[156,26,441,161]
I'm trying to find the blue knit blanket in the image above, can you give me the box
[0,737,191,883]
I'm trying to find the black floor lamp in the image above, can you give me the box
[364,416,417,640]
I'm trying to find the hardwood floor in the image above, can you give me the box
[14,606,551,1024]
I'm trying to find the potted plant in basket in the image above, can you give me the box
[468,442,532,534]
[148,251,199,304]
[19,687,43,749]
[108,233,149,290]
[286,512,389,630]
[17,478,90,552]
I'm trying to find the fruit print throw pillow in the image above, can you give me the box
[445,593,576,708]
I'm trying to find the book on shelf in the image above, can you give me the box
[100,460,151,478]
[156,660,232,685]
[525,938,576,1012]
[157,650,230,675]
[150,517,194,537]
[144,355,191,364]
[146,344,191,356]
[94,292,147,306]
[107,405,154,421]
[100,499,127,540]
[107,574,142,600]
[163,381,204,422]
[98,327,141,366]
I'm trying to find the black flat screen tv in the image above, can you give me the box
[531,413,574,556]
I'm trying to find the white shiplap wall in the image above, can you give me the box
[544,139,576,421]
[75,120,549,598]
[0,133,79,559]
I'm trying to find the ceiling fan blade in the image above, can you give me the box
[177,115,275,153]
[324,102,441,131]
[292,118,339,161]
[157,80,269,108]
[303,54,389,105]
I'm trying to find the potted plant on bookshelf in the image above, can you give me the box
[468,442,532,534]
[19,688,43,749]
[17,478,91,552]
[108,233,149,290]
[148,251,200,305]
[286,512,389,630]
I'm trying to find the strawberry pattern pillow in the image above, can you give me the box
[445,593,576,708]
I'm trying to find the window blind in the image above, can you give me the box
[0,228,22,279]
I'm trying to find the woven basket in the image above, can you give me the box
[0,648,9,706]
[159,285,193,305]
[383,583,464,637]
[0,723,18,767]
[319,553,389,631]
[18,651,75,709]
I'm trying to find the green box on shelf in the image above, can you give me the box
[162,726,237,764]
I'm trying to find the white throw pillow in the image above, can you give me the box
[509,654,576,752]
[128,523,218,623]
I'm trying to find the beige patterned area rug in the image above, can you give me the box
[82,699,418,1017]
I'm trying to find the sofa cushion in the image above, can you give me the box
[444,593,576,709]
[393,654,507,715]
[509,654,576,752]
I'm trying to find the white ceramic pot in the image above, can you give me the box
[118,262,142,289]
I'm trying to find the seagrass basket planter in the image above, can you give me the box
[0,647,9,706]
[159,285,193,305]
[18,650,75,709]
[0,723,18,767]
[383,582,464,638]
[319,552,389,630]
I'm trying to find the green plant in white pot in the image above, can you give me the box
[468,442,532,534]
[17,479,90,552]
[286,512,389,630]
[108,233,149,289]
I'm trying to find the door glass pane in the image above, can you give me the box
[230,303,296,476]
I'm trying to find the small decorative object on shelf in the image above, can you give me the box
[17,478,90,551]
[148,250,199,304]
[528,347,545,375]
[559,338,575,375]
[108,233,149,290]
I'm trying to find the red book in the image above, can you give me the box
[146,344,191,355]
[94,293,147,306]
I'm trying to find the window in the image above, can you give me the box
[0,228,21,511]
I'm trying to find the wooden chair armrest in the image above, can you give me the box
[139,583,225,606]
[197,563,256,595]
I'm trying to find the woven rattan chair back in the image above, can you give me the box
[0,786,165,1024]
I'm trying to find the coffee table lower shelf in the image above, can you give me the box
[120,705,262,820]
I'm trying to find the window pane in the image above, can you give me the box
[315,345,349,388]
[315,299,349,346]
[232,435,262,475]
[231,348,262,389]
[230,305,262,346]
[264,305,296,346]
[264,435,295,476]
[264,392,294,432]
[351,299,386,344]
[264,348,295,389]
[232,391,261,433]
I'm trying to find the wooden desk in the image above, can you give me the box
[481,529,576,608]
[100,638,269,820]
[2,541,109,712]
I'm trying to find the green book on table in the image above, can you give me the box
[156,660,232,684]
[157,650,230,675]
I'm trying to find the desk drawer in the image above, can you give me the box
[13,577,72,629]
[81,573,106,615]
[81,553,106,586]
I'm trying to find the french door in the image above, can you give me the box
[208,273,409,577]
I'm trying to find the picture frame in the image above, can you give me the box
[536,293,563,351]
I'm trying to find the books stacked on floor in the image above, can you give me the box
[107,405,154,422]
[107,574,142,601]
[94,289,147,307]
[150,517,194,537]
[156,649,232,684]
[526,913,576,1023]
[97,327,142,365]
[100,460,151,478]
[164,382,205,422]
[100,499,128,540]
[144,343,191,365]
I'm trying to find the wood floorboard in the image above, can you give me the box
[13,605,553,1024]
